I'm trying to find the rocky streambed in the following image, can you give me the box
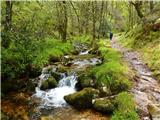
[28,49,111,120]
[1,42,113,120]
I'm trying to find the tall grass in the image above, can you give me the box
[111,92,139,120]
[91,40,131,94]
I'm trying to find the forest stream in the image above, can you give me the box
[1,1,160,120]
[30,49,106,120]
[111,38,160,120]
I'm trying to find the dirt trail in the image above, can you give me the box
[111,38,160,120]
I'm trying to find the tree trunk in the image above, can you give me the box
[5,1,13,31]
[62,1,68,42]
[91,1,97,49]
[150,1,154,12]
[98,1,104,39]
[131,1,144,19]
[70,1,81,35]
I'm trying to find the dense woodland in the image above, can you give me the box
[1,1,160,120]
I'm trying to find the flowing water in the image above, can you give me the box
[30,50,107,120]
[33,74,77,108]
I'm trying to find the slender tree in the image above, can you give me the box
[91,1,97,49]
[62,1,68,42]
[98,1,104,39]
[5,0,13,31]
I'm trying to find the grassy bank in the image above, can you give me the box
[91,40,131,94]
[118,24,160,81]
[91,40,139,120]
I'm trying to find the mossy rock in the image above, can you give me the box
[98,86,112,97]
[57,65,68,73]
[93,98,116,113]
[40,76,57,90]
[71,50,79,55]
[51,71,62,81]
[75,74,95,90]
[64,87,99,109]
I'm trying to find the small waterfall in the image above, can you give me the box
[33,74,77,108]
[32,48,102,109]
[79,50,89,55]
[73,58,102,68]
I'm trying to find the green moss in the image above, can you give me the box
[48,77,57,88]
[64,88,99,109]
[76,74,94,90]
[51,72,61,81]
[40,80,49,90]
[93,98,116,113]
[40,76,57,90]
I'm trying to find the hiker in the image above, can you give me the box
[109,32,113,41]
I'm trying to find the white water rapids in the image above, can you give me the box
[33,74,77,108]
[32,53,102,108]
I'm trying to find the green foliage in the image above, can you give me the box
[73,35,91,45]
[112,110,139,120]
[1,35,73,81]
[33,38,73,67]
[1,29,42,80]
[111,92,139,120]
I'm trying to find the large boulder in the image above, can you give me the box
[98,85,112,97]
[93,97,116,113]
[64,88,99,109]
[75,74,95,90]
[51,71,62,81]
[40,76,57,90]
[57,65,68,73]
